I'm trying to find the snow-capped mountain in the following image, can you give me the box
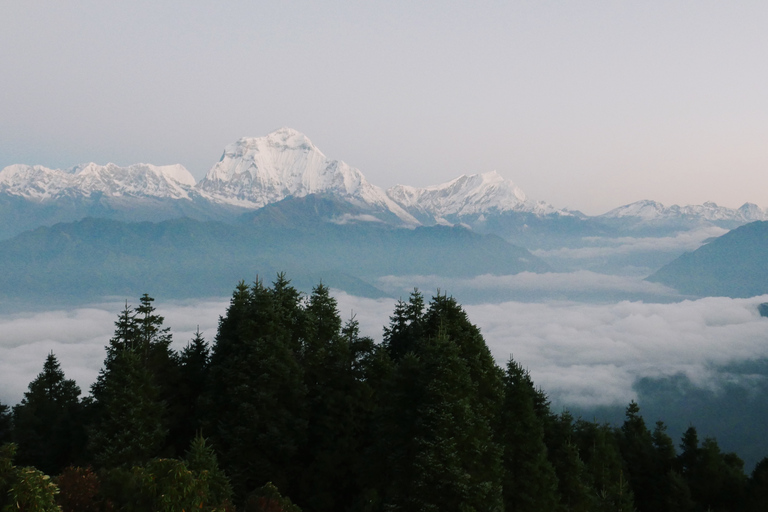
[0,162,197,201]
[600,200,768,223]
[3,128,767,244]
[197,128,417,224]
[387,171,564,224]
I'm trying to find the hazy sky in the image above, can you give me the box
[2,1,767,214]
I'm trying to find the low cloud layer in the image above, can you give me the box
[531,226,728,261]
[377,271,683,303]
[3,292,768,411]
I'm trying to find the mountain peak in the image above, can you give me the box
[198,129,418,223]
[387,170,561,220]
[232,127,319,155]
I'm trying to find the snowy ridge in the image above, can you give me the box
[387,171,563,221]
[0,163,197,201]
[198,128,418,223]
[600,200,768,223]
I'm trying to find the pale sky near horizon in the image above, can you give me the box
[2,1,767,215]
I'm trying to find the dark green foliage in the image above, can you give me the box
[545,412,593,512]
[89,295,185,466]
[618,401,657,512]
[88,349,167,468]
[0,402,10,445]
[204,277,308,498]
[12,352,86,475]
[374,292,504,511]
[185,435,233,507]
[294,284,377,512]
[499,359,559,512]
[175,327,211,453]
[747,458,768,512]
[245,481,301,512]
[0,443,61,512]
[574,420,635,512]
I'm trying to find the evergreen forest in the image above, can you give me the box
[1,275,767,511]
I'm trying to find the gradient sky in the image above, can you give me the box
[2,1,767,214]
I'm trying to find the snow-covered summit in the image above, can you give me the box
[197,127,417,223]
[387,171,563,222]
[0,162,197,201]
[600,199,768,223]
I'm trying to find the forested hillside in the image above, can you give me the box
[1,277,766,511]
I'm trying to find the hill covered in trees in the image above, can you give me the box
[648,220,768,297]
[0,204,551,309]
[1,277,767,511]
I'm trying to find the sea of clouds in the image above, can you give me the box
[2,274,768,411]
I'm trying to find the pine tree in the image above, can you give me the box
[0,401,11,445]
[88,349,167,467]
[575,420,635,512]
[12,352,85,475]
[203,278,307,499]
[185,434,234,507]
[499,359,559,512]
[374,293,504,511]
[539,410,592,512]
[175,327,210,454]
[618,401,656,512]
[746,457,768,512]
[294,285,376,512]
[90,295,181,463]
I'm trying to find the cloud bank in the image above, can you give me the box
[3,292,768,412]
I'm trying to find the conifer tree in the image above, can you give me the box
[0,401,10,445]
[185,434,234,507]
[375,292,504,511]
[204,277,307,499]
[88,349,167,467]
[575,420,635,512]
[618,401,657,512]
[542,411,592,512]
[499,359,559,512]
[175,328,210,453]
[12,352,85,475]
[746,457,768,512]
[295,284,376,512]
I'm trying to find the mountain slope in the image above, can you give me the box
[0,213,550,307]
[647,221,768,297]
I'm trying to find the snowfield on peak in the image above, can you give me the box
[0,163,197,201]
[387,171,564,220]
[600,199,768,223]
[197,127,418,223]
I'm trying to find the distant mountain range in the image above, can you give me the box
[3,127,766,243]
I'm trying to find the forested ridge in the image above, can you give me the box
[1,276,766,511]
